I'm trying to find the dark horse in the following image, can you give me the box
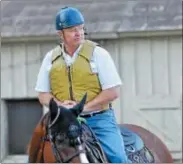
[28,94,173,163]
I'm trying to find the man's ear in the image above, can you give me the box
[57,30,62,36]
[57,30,63,39]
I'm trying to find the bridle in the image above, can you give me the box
[46,108,86,163]
[48,133,85,163]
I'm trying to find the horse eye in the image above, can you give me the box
[56,133,65,142]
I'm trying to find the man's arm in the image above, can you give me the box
[38,92,63,107]
[35,51,65,107]
[83,86,120,112]
[35,50,77,108]
[83,46,122,112]
[38,92,77,108]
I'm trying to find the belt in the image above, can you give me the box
[80,109,108,118]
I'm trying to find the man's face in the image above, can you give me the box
[62,24,85,47]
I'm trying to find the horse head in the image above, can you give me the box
[47,93,89,163]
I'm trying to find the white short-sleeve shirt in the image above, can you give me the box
[35,44,122,92]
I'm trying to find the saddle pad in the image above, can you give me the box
[120,125,144,152]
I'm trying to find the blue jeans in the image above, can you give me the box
[85,109,129,163]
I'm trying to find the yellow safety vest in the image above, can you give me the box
[50,40,109,109]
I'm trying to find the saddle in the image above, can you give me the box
[80,122,154,163]
[119,125,154,163]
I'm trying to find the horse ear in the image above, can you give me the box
[71,93,87,116]
[49,98,58,121]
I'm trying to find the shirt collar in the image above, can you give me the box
[61,43,83,59]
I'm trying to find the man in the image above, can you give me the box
[35,6,129,163]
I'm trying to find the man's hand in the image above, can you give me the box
[52,98,63,106]
[61,100,77,109]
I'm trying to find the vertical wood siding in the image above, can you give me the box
[1,36,182,155]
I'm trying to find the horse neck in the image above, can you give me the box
[41,112,50,129]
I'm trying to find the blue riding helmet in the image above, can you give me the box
[56,7,85,30]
